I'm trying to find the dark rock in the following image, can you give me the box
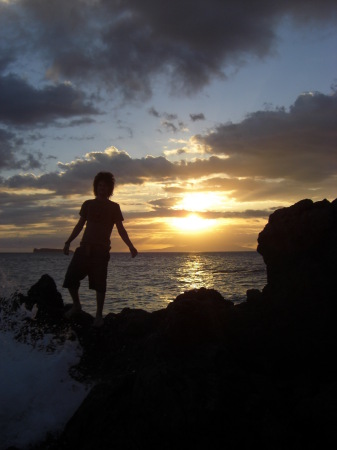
[30,198,337,449]
[292,381,337,447]
[257,198,337,301]
[109,307,155,338]
[163,287,233,345]
[21,273,64,320]
[246,288,263,304]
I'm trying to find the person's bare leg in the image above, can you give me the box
[65,287,82,318]
[93,291,105,327]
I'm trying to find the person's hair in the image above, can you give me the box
[93,172,115,197]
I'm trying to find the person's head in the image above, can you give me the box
[93,172,115,198]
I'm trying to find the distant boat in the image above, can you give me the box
[33,248,73,254]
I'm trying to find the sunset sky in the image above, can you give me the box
[0,0,336,252]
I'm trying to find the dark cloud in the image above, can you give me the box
[25,152,43,170]
[0,129,21,170]
[203,209,272,220]
[125,207,273,221]
[190,113,205,122]
[0,190,76,226]
[163,113,178,121]
[148,108,185,133]
[69,135,95,141]
[0,74,100,126]
[145,195,273,219]
[148,108,178,121]
[196,91,337,182]
[116,120,134,139]
[0,54,14,72]
[1,0,336,101]
[0,128,44,170]
[1,148,176,195]
[0,147,182,194]
[67,118,97,127]
[148,197,180,210]
[1,87,336,202]
[148,107,160,118]
[162,120,186,133]
[164,176,328,203]
[2,129,336,204]
[2,148,244,194]
[0,201,58,226]
[0,181,269,229]
[27,132,44,142]
[162,121,179,133]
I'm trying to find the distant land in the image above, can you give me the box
[33,248,73,254]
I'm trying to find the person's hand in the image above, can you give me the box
[63,242,70,255]
[130,246,138,258]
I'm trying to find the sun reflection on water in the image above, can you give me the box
[175,254,215,292]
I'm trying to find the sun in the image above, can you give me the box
[170,213,216,232]
[177,192,221,212]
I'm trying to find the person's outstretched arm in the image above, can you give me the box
[116,221,138,257]
[63,217,86,255]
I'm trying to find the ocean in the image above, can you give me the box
[0,251,267,314]
[0,251,266,449]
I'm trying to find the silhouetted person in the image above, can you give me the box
[63,172,138,327]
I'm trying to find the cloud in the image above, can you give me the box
[1,0,336,101]
[0,129,21,170]
[125,206,273,221]
[148,107,161,118]
[163,148,187,157]
[148,108,186,133]
[195,91,337,182]
[0,200,58,226]
[0,147,240,195]
[0,189,78,226]
[148,108,178,121]
[1,147,176,195]
[161,121,187,133]
[190,113,205,122]
[0,74,100,126]
[24,152,44,170]
[164,175,333,204]
[2,88,337,204]
[0,181,270,231]
[67,118,97,127]
[0,128,44,170]
[0,146,221,195]
[148,197,180,210]
[2,100,336,203]
[146,193,275,220]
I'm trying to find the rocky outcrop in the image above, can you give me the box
[257,198,337,301]
[21,274,64,320]
[38,287,336,450]
[24,198,337,449]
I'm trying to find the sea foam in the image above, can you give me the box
[0,292,90,449]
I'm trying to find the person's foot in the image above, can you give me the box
[65,305,82,319]
[93,316,104,328]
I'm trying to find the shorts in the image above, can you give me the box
[63,244,110,293]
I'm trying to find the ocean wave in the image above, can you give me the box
[0,294,90,449]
